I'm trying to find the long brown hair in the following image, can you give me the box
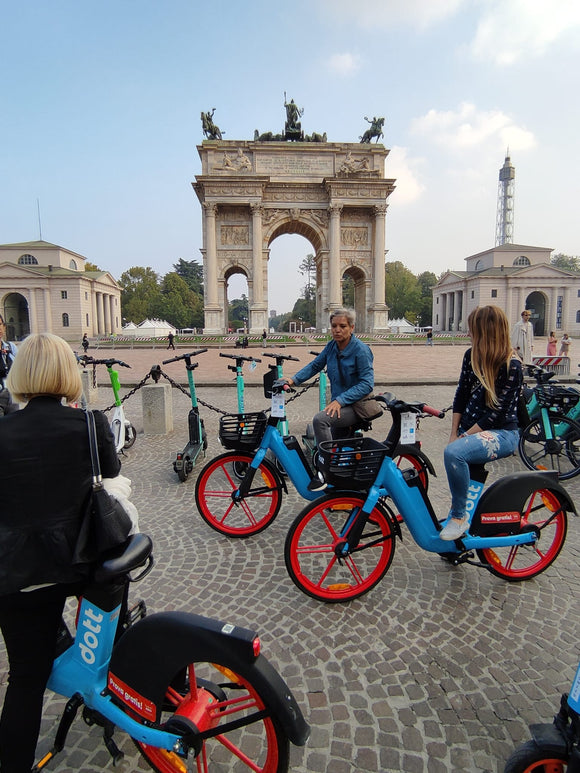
[467,305,513,407]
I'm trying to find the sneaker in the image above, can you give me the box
[307,472,327,492]
[439,516,469,541]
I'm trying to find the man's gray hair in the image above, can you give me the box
[330,308,356,326]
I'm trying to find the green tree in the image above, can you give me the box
[173,258,204,295]
[416,271,437,327]
[84,261,101,271]
[385,261,421,320]
[551,253,580,272]
[342,275,354,308]
[118,267,161,323]
[291,297,315,327]
[228,295,249,329]
[269,312,292,332]
[155,273,201,329]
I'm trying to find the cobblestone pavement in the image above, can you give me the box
[1,345,579,773]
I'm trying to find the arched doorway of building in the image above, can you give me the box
[526,291,546,337]
[2,292,29,341]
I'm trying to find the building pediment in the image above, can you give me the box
[0,261,47,279]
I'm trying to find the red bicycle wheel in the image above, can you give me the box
[503,739,567,772]
[476,488,568,581]
[284,493,396,602]
[195,452,282,537]
[135,659,289,773]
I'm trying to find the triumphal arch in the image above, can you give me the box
[193,137,395,334]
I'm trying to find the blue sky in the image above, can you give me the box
[2,0,579,314]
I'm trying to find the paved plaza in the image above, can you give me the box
[1,341,579,772]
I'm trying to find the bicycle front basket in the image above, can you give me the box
[219,411,268,450]
[536,384,580,410]
[318,437,388,489]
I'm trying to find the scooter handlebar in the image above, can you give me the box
[162,348,208,365]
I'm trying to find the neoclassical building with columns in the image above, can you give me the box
[432,243,580,338]
[0,240,121,341]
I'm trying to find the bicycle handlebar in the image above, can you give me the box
[262,352,300,362]
[376,392,446,419]
[219,353,262,363]
[162,348,208,365]
[309,350,321,356]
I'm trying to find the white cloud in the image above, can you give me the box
[319,0,465,29]
[326,52,362,76]
[410,102,536,153]
[385,146,426,204]
[469,0,580,65]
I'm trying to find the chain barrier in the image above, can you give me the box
[98,366,322,416]
[102,372,153,414]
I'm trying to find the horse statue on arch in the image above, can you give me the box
[359,116,384,143]
[201,108,224,140]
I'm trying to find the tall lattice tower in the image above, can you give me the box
[495,153,515,245]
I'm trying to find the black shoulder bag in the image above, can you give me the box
[72,410,132,564]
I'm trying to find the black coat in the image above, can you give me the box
[0,397,121,595]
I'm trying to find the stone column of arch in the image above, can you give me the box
[328,204,343,309]
[249,203,268,332]
[203,202,223,332]
[373,205,386,307]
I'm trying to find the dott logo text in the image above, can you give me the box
[79,607,104,665]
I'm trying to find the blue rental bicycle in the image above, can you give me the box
[503,656,580,772]
[284,392,575,602]
[33,534,309,772]
[194,382,434,538]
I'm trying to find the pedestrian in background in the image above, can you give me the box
[426,328,433,346]
[511,310,534,365]
[547,331,558,356]
[167,331,175,350]
[559,333,571,357]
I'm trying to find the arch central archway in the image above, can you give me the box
[194,140,395,333]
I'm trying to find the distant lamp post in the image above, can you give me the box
[242,316,247,333]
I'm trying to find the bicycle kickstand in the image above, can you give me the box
[32,693,84,771]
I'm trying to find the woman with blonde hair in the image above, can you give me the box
[440,306,523,540]
[0,333,120,772]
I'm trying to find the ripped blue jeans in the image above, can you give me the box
[444,429,520,520]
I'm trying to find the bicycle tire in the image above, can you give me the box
[476,487,568,581]
[519,413,580,480]
[134,659,290,773]
[503,739,567,772]
[123,423,137,449]
[284,493,396,602]
[195,451,283,537]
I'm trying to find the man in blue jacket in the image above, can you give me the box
[286,308,375,489]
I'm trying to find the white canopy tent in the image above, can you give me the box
[121,319,176,338]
